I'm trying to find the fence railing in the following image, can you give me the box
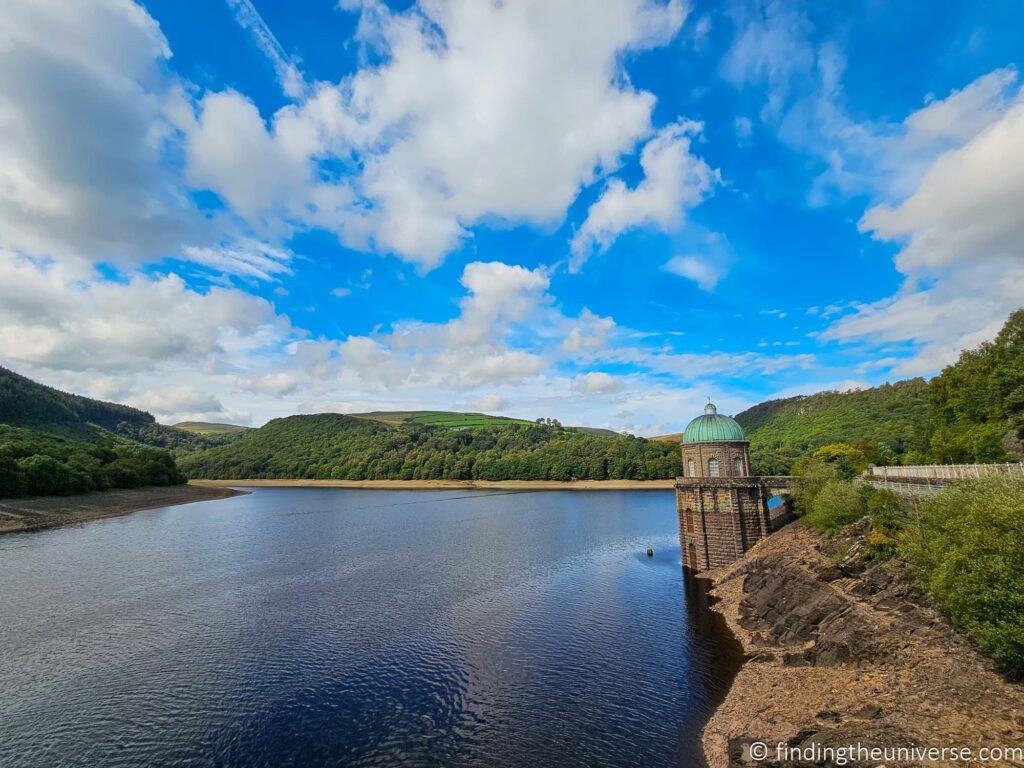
[867,463,1024,482]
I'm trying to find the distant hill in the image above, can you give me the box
[350,410,621,436]
[173,421,250,435]
[178,413,679,481]
[350,410,532,429]
[736,380,932,474]
[649,380,932,472]
[0,366,220,451]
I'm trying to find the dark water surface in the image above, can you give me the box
[0,488,741,767]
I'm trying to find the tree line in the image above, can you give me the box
[178,414,682,481]
[740,308,1024,473]
[0,425,185,498]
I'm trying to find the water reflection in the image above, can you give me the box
[0,488,741,767]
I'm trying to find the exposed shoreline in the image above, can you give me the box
[700,521,1024,768]
[189,478,676,490]
[0,485,247,535]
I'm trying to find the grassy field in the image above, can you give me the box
[350,410,534,429]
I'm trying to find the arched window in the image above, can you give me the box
[733,457,744,476]
[707,457,720,477]
[685,508,694,533]
[687,459,696,477]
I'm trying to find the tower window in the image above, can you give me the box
[707,457,720,477]
[687,459,696,477]
[733,457,743,476]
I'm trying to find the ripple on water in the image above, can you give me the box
[0,489,740,768]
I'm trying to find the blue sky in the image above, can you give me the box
[1,0,1022,434]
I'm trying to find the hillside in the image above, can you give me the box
[173,421,250,435]
[735,379,931,474]
[0,366,223,450]
[179,413,680,481]
[350,410,620,436]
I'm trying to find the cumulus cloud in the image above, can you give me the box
[0,0,203,264]
[825,74,1024,372]
[469,394,505,412]
[569,120,718,269]
[0,252,289,373]
[662,254,721,290]
[571,372,625,393]
[861,101,1024,273]
[186,0,689,269]
[131,386,225,422]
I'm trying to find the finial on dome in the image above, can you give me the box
[704,402,717,415]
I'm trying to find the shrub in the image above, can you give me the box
[802,479,873,533]
[867,488,906,532]
[900,477,1024,676]
[789,458,840,514]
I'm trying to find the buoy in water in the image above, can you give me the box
[646,548,654,557]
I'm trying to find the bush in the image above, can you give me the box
[867,488,906,532]
[900,477,1024,676]
[789,457,840,514]
[802,479,873,533]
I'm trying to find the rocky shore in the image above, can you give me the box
[0,485,246,535]
[701,521,1024,767]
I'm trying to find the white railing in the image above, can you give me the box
[867,463,1024,481]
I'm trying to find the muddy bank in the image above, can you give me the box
[0,485,246,535]
[701,521,1024,767]
[190,478,675,490]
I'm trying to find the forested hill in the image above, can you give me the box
[178,413,681,481]
[732,307,1024,473]
[736,379,932,473]
[0,366,219,450]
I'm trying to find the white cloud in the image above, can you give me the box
[187,0,690,269]
[236,372,301,397]
[569,120,718,269]
[662,254,721,290]
[185,90,313,221]
[0,252,289,374]
[861,101,1024,273]
[824,74,1024,373]
[734,115,753,141]
[0,0,204,265]
[181,241,292,281]
[131,386,225,422]
[571,372,625,393]
[331,287,352,298]
[469,394,505,412]
[225,0,307,99]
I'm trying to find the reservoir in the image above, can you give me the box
[0,488,741,767]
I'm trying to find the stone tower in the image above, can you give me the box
[676,402,773,572]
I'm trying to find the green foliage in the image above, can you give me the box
[0,425,185,498]
[900,477,1024,676]
[788,457,840,514]
[802,479,873,533]
[178,414,681,481]
[737,379,931,475]
[867,488,905,532]
[0,365,232,451]
[927,308,1024,462]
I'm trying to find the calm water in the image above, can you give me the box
[0,489,741,767]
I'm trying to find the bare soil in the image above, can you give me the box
[0,485,246,535]
[702,521,1024,767]
[190,478,675,490]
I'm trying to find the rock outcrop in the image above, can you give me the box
[701,521,1024,767]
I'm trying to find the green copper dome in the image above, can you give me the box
[683,403,745,443]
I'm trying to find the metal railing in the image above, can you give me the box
[867,463,1024,481]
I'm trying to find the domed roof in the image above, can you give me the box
[683,402,745,443]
